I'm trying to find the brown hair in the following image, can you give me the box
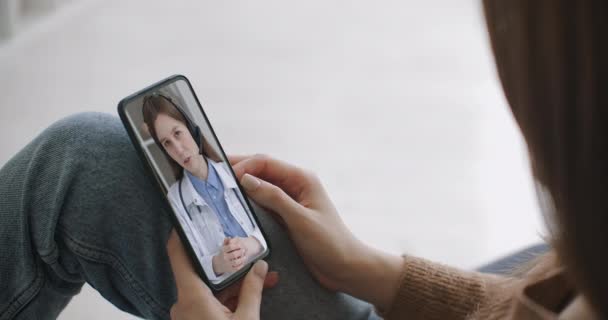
[141,94,223,178]
[483,0,608,316]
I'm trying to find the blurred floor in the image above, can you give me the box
[0,0,544,319]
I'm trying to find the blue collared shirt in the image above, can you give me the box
[186,161,247,238]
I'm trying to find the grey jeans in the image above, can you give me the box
[0,113,379,320]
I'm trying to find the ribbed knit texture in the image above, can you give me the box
[384,256,494,319]
[383,254,569,320]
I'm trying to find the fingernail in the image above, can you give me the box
[253,260,268,278]
[241,174,261,192]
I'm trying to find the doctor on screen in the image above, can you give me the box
[142,93,267,283]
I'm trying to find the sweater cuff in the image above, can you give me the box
[381,255,488,320]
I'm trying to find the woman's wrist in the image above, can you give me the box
[341,244,405,312]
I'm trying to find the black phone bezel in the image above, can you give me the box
[117,74,271,292]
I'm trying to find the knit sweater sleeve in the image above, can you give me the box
[382,255,508,320]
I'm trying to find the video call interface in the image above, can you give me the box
[124,79,268,284]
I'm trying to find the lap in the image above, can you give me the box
[0,112,378,320]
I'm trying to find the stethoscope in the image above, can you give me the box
[178,171,255,230]
[179,177,200,220]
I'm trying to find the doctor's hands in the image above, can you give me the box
[230,154,404,312]
[214,236,262,275]
[214,238,246,274]
[167,229,278,320]
[242,236,263,260]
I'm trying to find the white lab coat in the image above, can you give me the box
[167,159,267,283]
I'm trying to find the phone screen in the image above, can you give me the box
[118,75,269,290]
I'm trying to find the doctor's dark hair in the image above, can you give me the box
[141,93,223,178]
[484,0,608,316]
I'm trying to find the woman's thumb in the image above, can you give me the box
[234,260,268,319]
[240,173,300,221]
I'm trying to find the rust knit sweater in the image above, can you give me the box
[382,252,576,319]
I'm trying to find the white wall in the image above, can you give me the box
[0,0,75,40]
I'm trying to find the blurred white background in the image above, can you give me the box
[0,0,545,318]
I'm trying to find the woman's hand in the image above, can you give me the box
[230,154,404,311]
[167,229,279,320]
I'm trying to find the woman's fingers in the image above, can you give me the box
[234,260,268,320]
[232,155,311,198]
[240,173,304,225]
[216,270,280,313]
[230,155,281,179]
[227,155,251,166]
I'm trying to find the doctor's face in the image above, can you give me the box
[154,113,203,172]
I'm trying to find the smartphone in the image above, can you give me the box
[117,75,270,291]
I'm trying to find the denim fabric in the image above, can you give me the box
[0,112,380,320]
[477,243,550,275]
